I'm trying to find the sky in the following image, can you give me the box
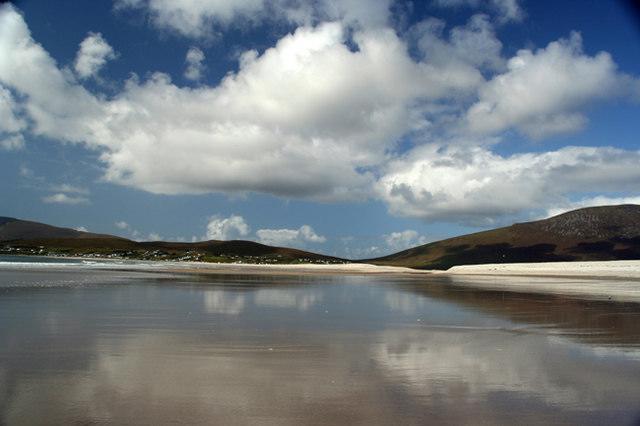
[0,0,639,258]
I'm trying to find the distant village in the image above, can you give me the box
[0,244,345,265]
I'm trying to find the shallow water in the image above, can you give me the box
[1,266,640,425]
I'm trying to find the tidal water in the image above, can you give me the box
[1,262,640,425]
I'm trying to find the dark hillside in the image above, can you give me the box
[0,217,343,264]
[369,205,640,269]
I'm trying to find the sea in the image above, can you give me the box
[1,255,640,425]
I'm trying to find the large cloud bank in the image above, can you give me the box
[1,2,639,224]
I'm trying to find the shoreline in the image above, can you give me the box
[3,255,640,301]
[0,255,430,276]
[443,260,640,280]
[110,261,432,276]
[3,255,640,279]
[3,253,640,279]
[437,260,640,303]
[162,259,640,280]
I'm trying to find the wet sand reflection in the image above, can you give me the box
[1,270,640,425]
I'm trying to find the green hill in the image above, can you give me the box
[368,205,640,269]
[4,205,640,269]
[0,217,344,264]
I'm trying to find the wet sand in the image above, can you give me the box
[441,260,640,302]
[115,260,640,302]
[129,259,640,281]
[1,268,640,425]
[158,261,427,276]
[3,256,640,301]
[446,260,640,279]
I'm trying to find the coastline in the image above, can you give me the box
[443,260,640,280]
[3,255,640,301]
[0,255,430,276]
[438,260,640,303]
[4,254,640,279]
[158,259,640,280]
[116,261,431,276]
[105,259,640,302]
[5,256,640,281]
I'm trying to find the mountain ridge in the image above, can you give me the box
[0,216,127,241]
[3,205,640,268]
[0,217,343,264]
[368,204,640,269]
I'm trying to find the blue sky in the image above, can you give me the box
[1,0,639,258]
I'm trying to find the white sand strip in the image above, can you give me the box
[443,274,640,302]
[5,257,640,301]
[154,262,428,276]
[445,260,640,279]
[441,261,640,302]
[0,259,426,275]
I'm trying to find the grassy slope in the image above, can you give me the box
[369,205,640,269]
[2,237,344,263]
[0,217,123,241]
[4,205,640,268]
[0,218,344,263]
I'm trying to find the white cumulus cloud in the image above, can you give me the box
[114,0,393,38]
[377,145,640,225]
[0,134,24,151]
[0,7,481,201]
[466,32,630,138]
[2,4,640,227]
[42,193,90,205]
[206,215,250,240]
[256,224,326,247]
[433,0,524,23]
[184,47,205,81]
[74,32,117,79]
[115,0,265,38]
[115,221,130,230]
[0,6,104,143]
[384,230,429,252]
[412,14,504,72]
[0,85,25,133]
[41,184,91,205]
[49,184,89,194]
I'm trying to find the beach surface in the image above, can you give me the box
[3,267,640,425]
[154,260,640,302]
[110,259,640,302]
[4,256,640,279]
[150,259,640,280]
[440,260,640,302]
[3,256,640,301]
[155,262,428,276]
[445,260,640,279]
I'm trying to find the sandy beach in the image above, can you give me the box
[3,262,640,425]
[146,261,429,276]
[145,259,640,280]
[438,260,640,302]
[0,257,427,276]
[4,256,640,301]
[156,260,640,302]
[445,260,640,280]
